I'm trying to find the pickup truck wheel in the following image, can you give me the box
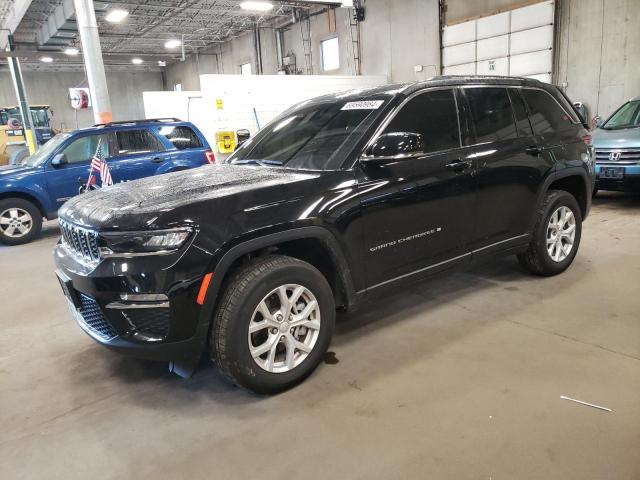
[210,255,335,394]
[0,198,42,245]
[518,190,582,276]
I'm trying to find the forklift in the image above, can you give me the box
[0,105,57,166]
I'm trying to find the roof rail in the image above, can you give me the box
[92,118,182,127]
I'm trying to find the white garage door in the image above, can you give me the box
[442,0,554,83]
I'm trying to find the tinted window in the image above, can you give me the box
[465,88,517,143]
[382,89,460,153]
[158,125,203,150]
[116,129,164,155]
[62,134,111,164]
[522,89,574,134]
[508,89,533,137]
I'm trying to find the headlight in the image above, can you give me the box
[100,227,193,256]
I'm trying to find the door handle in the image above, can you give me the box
[445,159,472,172]
[151,156,165,163]
[525,145,542,156]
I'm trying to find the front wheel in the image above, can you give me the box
[0,198,42,245]
[210,255,335,394]
[518,190,582,276]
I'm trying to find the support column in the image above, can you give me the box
[7,54,37,155]
[73,0,112,124]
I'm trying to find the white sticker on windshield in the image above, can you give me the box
[341,100,384,111]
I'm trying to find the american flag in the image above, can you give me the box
[90,141,113,186]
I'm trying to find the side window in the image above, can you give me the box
[158,126,203,150]
[522,89,574,135]
[383,89,460,154]
[115,129,164,156]
[465,87,517,143]
[61,134,111,164]
[508,89,533,137]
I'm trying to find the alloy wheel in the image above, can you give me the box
[248,284,321,373]
[546,206,576,262]
[0,208,33,238]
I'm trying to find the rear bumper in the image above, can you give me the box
[595,164,640,191]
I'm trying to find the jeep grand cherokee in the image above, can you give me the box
[53,77,595,394]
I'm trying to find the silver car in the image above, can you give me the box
[592,97,640,192]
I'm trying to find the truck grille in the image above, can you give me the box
[595,148,640,165]
[76,294,117,341]
[59,219,100,264]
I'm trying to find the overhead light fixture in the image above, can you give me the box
[40,56,53,63]
[239,1,274,12]
[106,9,129,23]
[164,39,182,49]
[131,58,143,64]
[64,47,79,56]
[158,60,167,67]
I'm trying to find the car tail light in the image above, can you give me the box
[581,134,592,146]
[204,150,216,164]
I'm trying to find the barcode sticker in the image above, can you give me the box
[341,100,384,111]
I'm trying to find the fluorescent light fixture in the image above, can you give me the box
[64,47,79,56]
[164,39,182,49]
[131,58,143,64]
[106,9,129,23]
[40,56,53,63]
[158,60,167,67]
[239,1,274,12]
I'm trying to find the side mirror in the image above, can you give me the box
[592,115,603,129]
[236,129,251,148]
[361,132,425,164]
[51,153,68,167]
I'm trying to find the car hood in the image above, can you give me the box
[0,164,40,181]
[591,127,640,149]
[58,163,321,229]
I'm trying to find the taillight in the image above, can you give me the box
[581,134,592,146]
[204,150,216,164]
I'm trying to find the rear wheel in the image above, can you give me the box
[210,255,335,394]
[518,190,582,276]
[0,198,42,245]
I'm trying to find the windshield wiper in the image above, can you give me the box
[232,159,284,166]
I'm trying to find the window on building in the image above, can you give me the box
[115,129,164,156]
[321,37,340,71]
[465,87,518,143]
[173,83,182,92]
[382,89,460,154]
[240,63,252,75]
[158,125,202,150]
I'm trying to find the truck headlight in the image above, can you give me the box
[100,227,193,256]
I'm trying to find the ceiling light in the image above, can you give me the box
[40,56,53,63]
[131,58,143,65]
[164,39,182,49]
[64,47,79,56]
[158,60,167,67]
[239,1,274,12]
[106,9,129,23]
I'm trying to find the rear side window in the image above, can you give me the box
[115,129,164,155]
[465,87,517,143]
[383,89,460,154]
[522,89,574,135]
[508,89,533,137]
[158,125,203,150]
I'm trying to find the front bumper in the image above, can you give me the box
[595,164,640,191]
[53,239,216,363]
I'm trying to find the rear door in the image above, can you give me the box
[107,128,170,181]
[461,86,552,253]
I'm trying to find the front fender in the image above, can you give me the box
[0,184,55,218]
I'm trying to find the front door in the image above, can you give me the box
[356,88,477,290]
[44,133,114,208]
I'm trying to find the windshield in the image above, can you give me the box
[602,101,640,130]
[228,97,389,170]
[5,107,50,129]
[21,132,71,167]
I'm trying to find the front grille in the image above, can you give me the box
[59,219,100,264]
[595,148,640,165]
[122,308,171,340]
[77,294,117,341]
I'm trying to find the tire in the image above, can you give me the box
[0,198,42,245]
[518,190,582,276]
[210,255,335,394]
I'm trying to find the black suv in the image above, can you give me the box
[54,76,595,393]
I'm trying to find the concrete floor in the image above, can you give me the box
[1,193,639,480]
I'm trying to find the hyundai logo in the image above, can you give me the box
[609,151,622,161]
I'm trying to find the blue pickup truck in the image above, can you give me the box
[0,118,214,245]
